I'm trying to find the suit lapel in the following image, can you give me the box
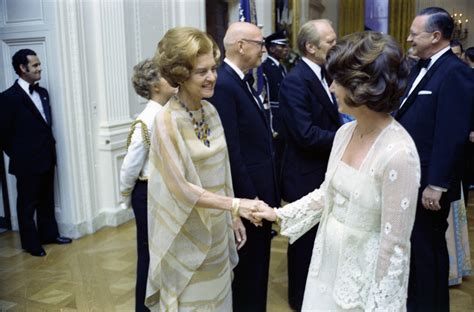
[13,82,51,127]
[396,51,451,119]
[222,63,271,130]
[300,62,340,126]
[37,88,52,126]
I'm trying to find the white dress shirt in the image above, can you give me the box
[301,57,334,103]
[18,77,47,121]
[119,100,163,206]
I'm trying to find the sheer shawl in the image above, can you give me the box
[145,97,238,310]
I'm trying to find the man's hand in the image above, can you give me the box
[421,186,442,210]
[233,217,247,250]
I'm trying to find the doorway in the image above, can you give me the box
[0,153,12,232]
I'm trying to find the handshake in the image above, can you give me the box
[231,198,279,250]
[236,198,278,226]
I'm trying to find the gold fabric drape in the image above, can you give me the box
[389,0,415,53]
[338,0,365,38]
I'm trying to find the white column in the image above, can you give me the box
[55,0,104,237]
[91,0,135,226]
[54,0,136,238]
[256,0,273,36]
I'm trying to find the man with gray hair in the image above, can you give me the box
[278,19,341,310]
[209,22,279,311]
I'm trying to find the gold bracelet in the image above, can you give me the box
[232,198,241,219]
[273,208,280,225]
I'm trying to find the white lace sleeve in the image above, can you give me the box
[276,185,326,244]
[367,144,420,311]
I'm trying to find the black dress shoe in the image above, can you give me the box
[43,236,72,245]
[28,247,46,257]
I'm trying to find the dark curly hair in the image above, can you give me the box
[326,31,409,113]
[154,27,220,87]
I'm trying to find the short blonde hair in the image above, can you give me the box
[131,58,160,99]
[154,27,220,87]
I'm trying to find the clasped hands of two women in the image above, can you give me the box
[232,198,277,250]
[237,199,277,225]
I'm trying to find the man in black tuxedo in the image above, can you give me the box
[462,46,474,206]
[395,8,474,311]
[208,22,279,312]
[0,49,71,257]
[279,19,340,310]
[262,30,290,176]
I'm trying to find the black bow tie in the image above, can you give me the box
[417,58,431,69]
[29,83,40,94]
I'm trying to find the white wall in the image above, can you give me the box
[0,0,206,238]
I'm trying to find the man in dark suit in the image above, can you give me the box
[279,19,340,310]
[463,46,474,206]
[262,30,290,180]
[395,8,474,311]
[208,22,279,312]
[0,49,71,257]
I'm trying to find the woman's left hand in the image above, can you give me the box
[233,217,247,250]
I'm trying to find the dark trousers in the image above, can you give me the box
[287,224,318,311]
[273,136,285,181]
[462,142,474,206]
[16,168,59,251]
[232,219,272,312]
[131,181,150,312]
[407,196,450,312]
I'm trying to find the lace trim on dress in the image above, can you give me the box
[333,235,379,309]
[277,189,325,244]
[366,245,410,311]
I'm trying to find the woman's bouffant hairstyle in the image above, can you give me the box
[326,31,409,113]
[154,27,220,87]
[131,58,161,99]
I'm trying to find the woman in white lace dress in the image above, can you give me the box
[255,31,421,311]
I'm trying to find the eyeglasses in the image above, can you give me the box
[241,38,266,48]
[409,30,434,38]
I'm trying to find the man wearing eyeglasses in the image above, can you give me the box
[209,22,279,312]
[395,7,474,311]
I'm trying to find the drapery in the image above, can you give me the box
[389,0,416,53]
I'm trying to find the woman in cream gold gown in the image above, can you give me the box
[255,31,421,311]
[145,27,268,311]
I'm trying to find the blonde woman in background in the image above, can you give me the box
[120,58,176,312]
